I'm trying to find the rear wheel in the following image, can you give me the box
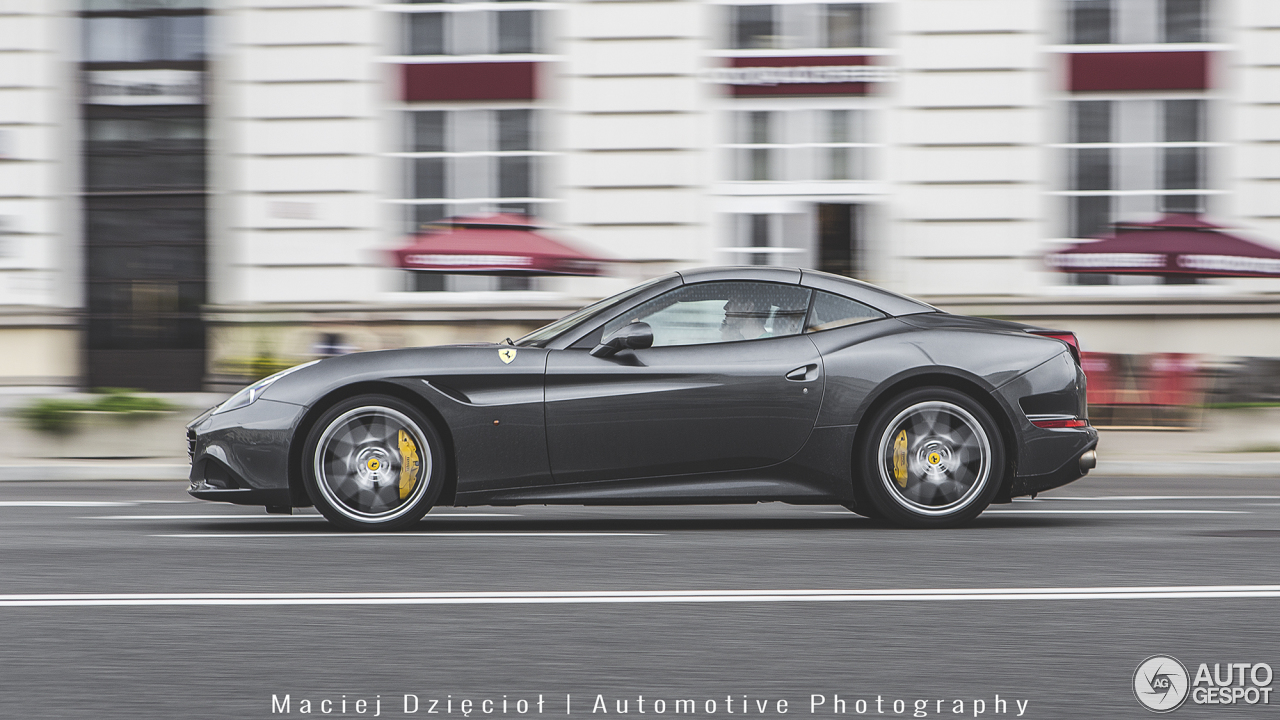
[302,395,444,531]
[858,387,1004,528]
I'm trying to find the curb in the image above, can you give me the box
[1095,460,1280,478]
[0,464,189,482]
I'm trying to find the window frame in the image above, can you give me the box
[1055,95,1222,239]
[393,105,552,234]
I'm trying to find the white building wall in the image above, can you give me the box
[559,0,714,272]
[0,1,79,385]
[1230,0,1280,250]
[216,0,388,306]
[0,2,77,310]
[889,0,1049,297]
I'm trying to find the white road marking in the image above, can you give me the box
[985,509,1247,515]
[153,532,661,538]
[87,515,317,521]
[819,509,1246,515]
[4,586,1280,608]
[0,501,136,508]
[1041,495,1280,501]
[84,513,518,521]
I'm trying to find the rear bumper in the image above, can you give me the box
[1008,429,1099,497]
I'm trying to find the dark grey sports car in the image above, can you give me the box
[187,267,1098,530]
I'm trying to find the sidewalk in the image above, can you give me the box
[1093,405,1280,477]
[0,395,1277,481]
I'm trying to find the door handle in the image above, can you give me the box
[785,364,818,381]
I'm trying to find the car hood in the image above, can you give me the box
[258,343,544,408]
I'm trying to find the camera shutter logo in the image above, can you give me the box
[1134,655,1190,713]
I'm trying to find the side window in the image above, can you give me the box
[805,291,884,332]
[603,281,813,348]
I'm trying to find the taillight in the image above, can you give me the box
[1029,416,1088,429]
[1030,330,1081,365]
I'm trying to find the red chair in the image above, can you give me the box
[1145,353,1201,408]
[1081,352,1120,407]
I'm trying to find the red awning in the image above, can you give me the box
[391,214,606,276]
[1047,214,1280,278]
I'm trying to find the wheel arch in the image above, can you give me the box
[848,369,1021,501]
[287,380,458,508]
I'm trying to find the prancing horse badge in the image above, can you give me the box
[498,347,517,364]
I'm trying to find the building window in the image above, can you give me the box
[399,108,548,232]
[1164,0,1207,43]
[408,14,445,56]
[749,214,770,266]
[826,109,863,180]
[1067,0,1112,44]
[1066,0,1210,44]
[728,3,877,50]
[1061,98,1213,238]
[744,111,773,181]
[825,4,870,48]
[85,117,206,191]
[497,11,536,54]
[83,15,205,63]
[732,5,776,49]
[83,0,206,8]
[728,108,871,183]
[402,7,541,56]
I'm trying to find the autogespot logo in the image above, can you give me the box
[1133,655,1275,712]
[1134,655,1190,713]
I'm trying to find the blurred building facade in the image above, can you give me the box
[2,0,1280,389]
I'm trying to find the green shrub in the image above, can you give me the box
[14,390,178,435]
[16,399,87,434]
[217,355,300,382]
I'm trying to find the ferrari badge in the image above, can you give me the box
[498,348,516,364]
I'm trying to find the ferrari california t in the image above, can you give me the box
[187,267,1098,530]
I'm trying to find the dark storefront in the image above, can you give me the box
[81,2,208,391]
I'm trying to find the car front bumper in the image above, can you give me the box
[186,398,307,507]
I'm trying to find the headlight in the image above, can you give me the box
[213,360,320,415]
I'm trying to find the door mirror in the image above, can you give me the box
[590,321,654,358]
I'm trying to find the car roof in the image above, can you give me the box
[675,266,936,317]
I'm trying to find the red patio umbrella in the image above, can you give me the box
[1047,213,1280,278]
[391,214,606,276]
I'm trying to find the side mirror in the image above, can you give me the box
[590,321,654,358]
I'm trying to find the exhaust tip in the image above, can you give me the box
[1079,450,1097,473]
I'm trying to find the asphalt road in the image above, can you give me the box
[1,475,1278,719]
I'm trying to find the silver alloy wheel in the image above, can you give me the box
[875,400,991,516]
[312,405,433,524]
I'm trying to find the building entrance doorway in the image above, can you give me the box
[817,203,863,279]
[80,2,209,391]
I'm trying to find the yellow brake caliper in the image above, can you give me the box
[398,429,421,500]
[892,429,909,488]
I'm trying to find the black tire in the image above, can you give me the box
[857,386,1005,528]
[302,394,445,531]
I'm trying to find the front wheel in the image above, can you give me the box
[858,387,1005,528]
[302,395,444,531]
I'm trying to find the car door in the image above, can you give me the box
[544,280,824,485]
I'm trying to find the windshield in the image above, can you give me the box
[513,275,673,348]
